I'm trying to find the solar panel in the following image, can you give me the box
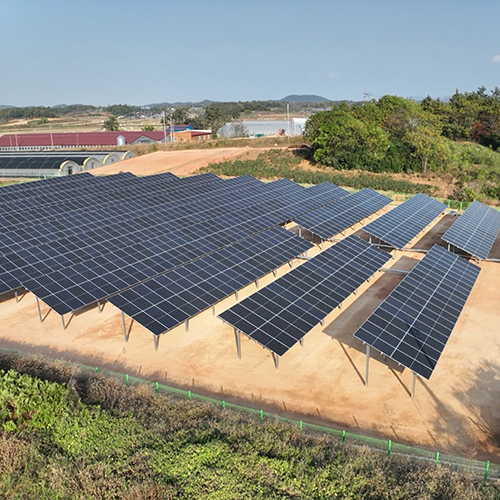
[108,227,312,335]
[362,193,446,249]
[293,188,392,240]
[219,235,391,357]
[442,200,500,260]
[353,245,480,379]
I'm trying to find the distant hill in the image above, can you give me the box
[0,105,13,110]
[280,94,331,103]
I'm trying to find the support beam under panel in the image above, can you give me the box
[411,372,417,398]
[212,304,216,316]
[14,289,18,303]
[272,352,280,369]
[185,319,189,332]
[36,297,43,323]
[234,329,241,359]
[121,311,129,342]
[365,344,370,387]
[153,334,159,351]
[61,314,66,330]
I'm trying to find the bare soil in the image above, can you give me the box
[91,148,256,177]
[1,211,499,461]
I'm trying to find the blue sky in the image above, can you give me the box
[1,0,500,106]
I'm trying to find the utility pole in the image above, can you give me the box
[170,112,174,143]
[162,111,167,144]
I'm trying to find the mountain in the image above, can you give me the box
[280,94,331,103]
[0,105,13,110]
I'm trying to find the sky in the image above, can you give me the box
[1,0,500,107]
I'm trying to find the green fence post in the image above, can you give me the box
[188,390,192,401]
[459,201,463,212]
[155,382,159,393]
[435,451,439,465]
[125,374,129,387]
[447,200,450,208]
[95,367,98,373]
[222,400,226,409]
[299,420,303,431]
[260,410,264,421]
[484,461,490,483]
[342,430,346,443]
[14,350,18,355]
[387,440,392,457]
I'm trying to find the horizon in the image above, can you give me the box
[1,0,499,107]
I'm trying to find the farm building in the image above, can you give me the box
[0,128,211,151]
[0,151,136,177]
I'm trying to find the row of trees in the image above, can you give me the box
[305,88,500,174]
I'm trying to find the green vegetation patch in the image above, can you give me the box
[200,149,434,195]
[0,355,498,500]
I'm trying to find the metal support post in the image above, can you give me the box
[61,315,66,330]
[272,352,280,369]
[235,290,239,300]
[185,319,189,332]
[299,338,304,347]
[14,289,18,303]
[338,302,342,310]
[365,344,370,387]
[272,269,277,277]
[122,311,129,342]
[235,329,241,359]
[447,243,450,252]
[411,372,417,398]
[36,297,43,323]
[320,239,323,249]
[153,334,159,351]
[369,234,372,244]
[255,278,259,288]
[320,318,325,326]
[298,226,302,238]
[212,304,216,316]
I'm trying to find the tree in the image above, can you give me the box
[305,109,389,170]
[142,125,155,131]
[103,115,120,131]
[405,126,451,173]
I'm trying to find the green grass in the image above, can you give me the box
[0,354,498,500]
[199,149,435,195]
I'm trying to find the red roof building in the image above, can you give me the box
[0,127,211,151]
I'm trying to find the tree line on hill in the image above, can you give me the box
[305,87,500,175]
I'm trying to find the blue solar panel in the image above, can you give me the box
[293,189,391,240]
[362,193,446,249]
[219,235,391,356]
[442,200,500,260]
[353,245,480,379]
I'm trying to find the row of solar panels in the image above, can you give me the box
[220,238,480,380]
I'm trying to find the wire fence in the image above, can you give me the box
[1,346,498,483]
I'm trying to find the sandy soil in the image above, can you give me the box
[90,148,254,177]
[1,209,499,461]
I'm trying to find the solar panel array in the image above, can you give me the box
[362,193,446,249]
[108,226,312,335]
[0,172,352,319]
[442,200,500,260]
[219,236,391,356]
[293,188,391,240]
[353,245,480,379]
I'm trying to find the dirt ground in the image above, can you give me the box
[1,209,499,461]
[91,148,256,177]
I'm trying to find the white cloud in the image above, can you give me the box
[491,54,500,63]
[328,70,340,79]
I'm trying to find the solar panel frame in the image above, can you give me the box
[353,245,480,379]
[362,193,446,249]
[219,235,391,356]
[441,200,500,260]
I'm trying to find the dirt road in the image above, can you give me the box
[90,148,253,177]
